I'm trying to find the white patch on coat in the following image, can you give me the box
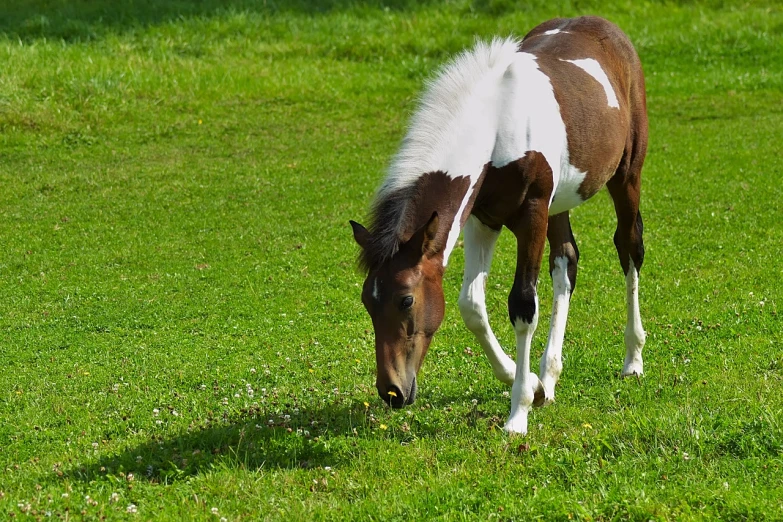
[442,180,477,266]
[490,52,587,216]
[560,58,620,109]
[543,29,571,36]
[549,162,587,215]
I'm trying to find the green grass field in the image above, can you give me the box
[1,0,782,519]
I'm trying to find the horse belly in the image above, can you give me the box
[549,163,588,215]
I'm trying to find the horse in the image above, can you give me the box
[349,16,648,435]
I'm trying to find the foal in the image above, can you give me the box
[350,16,648,434]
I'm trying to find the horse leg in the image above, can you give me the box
[503,195,549,435]
[607,167,646,377]
[458,215,515,385]
[536,212,579,406]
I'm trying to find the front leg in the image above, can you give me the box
[458,215,515,385]
[503,192,550,435]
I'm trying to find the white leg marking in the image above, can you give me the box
[458,216,515,385]
[504,295,544,435]
[538,256,571,405]
[622,263,645,377]
[560,58,619,109]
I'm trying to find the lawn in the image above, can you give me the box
[1,0,782,519]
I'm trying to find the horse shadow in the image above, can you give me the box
[64,401,360,483]
[3,0,439,42]
[64,391,470,484]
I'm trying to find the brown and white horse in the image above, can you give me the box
[350,16,648,435]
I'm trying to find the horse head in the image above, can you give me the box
[350,212,445,408]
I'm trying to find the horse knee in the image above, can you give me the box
[614,212,645,274]
[458,294,485,332]
[632,212,645,270]
[551,247,579,294]
[508,285,538,327]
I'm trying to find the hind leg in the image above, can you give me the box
[607,170,646,377]
[536,212,579,405]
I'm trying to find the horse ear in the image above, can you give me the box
[350,220,371,250]
[420,211,440,257]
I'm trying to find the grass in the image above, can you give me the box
[1,0,782,519]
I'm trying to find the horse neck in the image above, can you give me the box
[386,79,503,267]
[414,114,498,266]
[401,164,488,268]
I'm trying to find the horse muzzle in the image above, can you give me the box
[378,376,417,408]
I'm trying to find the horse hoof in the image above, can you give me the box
[621,362,644,378]
[503,417,528,435]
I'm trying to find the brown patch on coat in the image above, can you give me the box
[401,171,472,248]
[471,151,554,230]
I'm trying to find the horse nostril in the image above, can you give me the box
[380,385,406,409]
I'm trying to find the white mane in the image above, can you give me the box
[377,36,521,198]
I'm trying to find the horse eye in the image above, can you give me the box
[400,296,414,310]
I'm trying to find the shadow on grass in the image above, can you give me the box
[2,0,439,42]
[65,402,363,483]
[63,392,465,484]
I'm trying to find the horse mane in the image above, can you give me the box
[359,36,521,272]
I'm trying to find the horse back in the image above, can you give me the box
[521,16,648,201]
